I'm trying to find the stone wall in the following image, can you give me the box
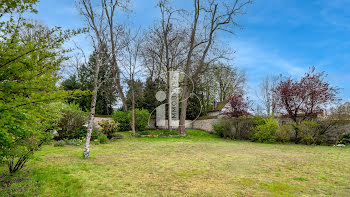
[192,119,219,132]
[146,119,194,130]
[145,118,219,132]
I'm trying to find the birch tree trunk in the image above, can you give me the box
[84,57,100,159]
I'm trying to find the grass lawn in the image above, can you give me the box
[1,130,350,196]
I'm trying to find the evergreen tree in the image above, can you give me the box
[62,52,117,115]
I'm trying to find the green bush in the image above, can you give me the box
[251,117,278,143]
[98,134,109,144]
[276,124,291,143]
[213,121,225,137]
[91,127,101,140]
[66,139,78,146]
[231,117,254,140]
[113,109,150,132]
[213,119,233,139]
[56,102,88,140]
[295,121,319,145]
[94,139,100,145]
[252,116,266,127]
[127,109,150,131]
[338,133,350,145]
[137,130,151,135]
[98,120,119,138]
[112,111,130,131]
[214,118,254,140]
[54,140,65,147]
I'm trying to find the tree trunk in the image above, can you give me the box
[167,71,172,132]
[115,73,127,112]
[131,78,136,136]
[292,120,300,144]
[179,82,190,134]
[84,56,100,159]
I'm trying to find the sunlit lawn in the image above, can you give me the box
[1,130,350,196]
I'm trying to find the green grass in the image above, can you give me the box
[1,129,350,196]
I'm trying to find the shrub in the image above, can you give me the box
[213,119,233,139]
[66,139,78,146]
[137,130,151,135]
[93,139,100,145]
[251,117,278,143]
[231,117,254,140]
[112,111,130,131]
[128,109,150,131]
[98,120,119,139]
[91,127,101,140]
[54,140,65,147]
[276,124,291,143]
[252,116,266,127]
[98,134,109,144]
[65,138,85,146]
[295,121,319,145]
[214,118,254,140]
[338,133,350,145]
[56,103,88,140]
[213,121,225,137]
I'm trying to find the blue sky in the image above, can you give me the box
[28,0,350,103]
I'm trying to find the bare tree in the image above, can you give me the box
[77,0,129,158]
[258,75,279,117]
[178,0,252,134]
[143,1,187,132]
[120,30,143,136]
[213,63,246,102]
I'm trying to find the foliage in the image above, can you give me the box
[98,120,119,139]
[214,117,254,140]
[0,0,83,173]
[62,51,117,115]
[196,116,217,120]
[126,79,145,109]
[65,138,86,146]
[223,94,250,118]
[53,140,65,147]
[56,102,88,140]
[141,78,163,113]
[186,84,205,120]
[274,67,340,143]
[213,121,227,138]
[276,124,292,143]
[338,133,350,145]
[112,111,130,131]
[93,139,100,145]
[292,118,346,145]
[295,121,321,145]
[137,130,151,136]
[252,116,266,127]
[127,109,150,131]
[97,134,109,144]
[251,117,278,143]
[230,117,255,140]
